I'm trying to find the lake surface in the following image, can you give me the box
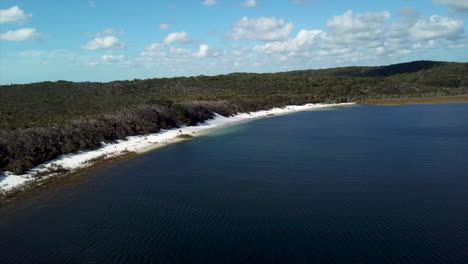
[1,104,467,264]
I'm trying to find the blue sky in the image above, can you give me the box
[0,0,467,84]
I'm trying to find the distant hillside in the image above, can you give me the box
[1,60,467,174]
[281,60,447,77]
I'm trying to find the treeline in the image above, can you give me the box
[280,60,446,78]
[0,61,467,174]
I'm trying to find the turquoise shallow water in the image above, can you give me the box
[0,104,467,264]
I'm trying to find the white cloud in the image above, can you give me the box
[159,24,169,30]
[82,36,124,50]
[169,47,191,56]
[409,15,464,40]
[96,28,124,37]
[193,44,220,58]
[141,43,166,57]
[145,43,164,52]
[433,0,468,13]
[163,32,190,44]
[228,17,294,41]
[252,9,466,67]
[0,6,32,24]
[382,8,424,54]
[170,47,191,55]
[139,42,221,64]
[253,29,324,54]
[102,54,125,62]
[242,0,258,8]
[0,28,39,41]
[202,0,218,6]
[439,35,467,49]
[327,10,390,44]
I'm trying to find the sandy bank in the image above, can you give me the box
[358,94,468,106]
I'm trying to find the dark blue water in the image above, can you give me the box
[1,104,467,264]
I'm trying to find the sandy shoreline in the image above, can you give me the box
[358,94,468,106]
[0,103,354,195]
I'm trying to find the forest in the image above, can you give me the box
[0,60,467,174]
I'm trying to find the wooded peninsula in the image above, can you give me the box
[1,60,467,175]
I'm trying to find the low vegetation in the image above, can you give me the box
[0,60,467,174]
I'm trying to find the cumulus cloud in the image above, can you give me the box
[193,44,220,58]
[0,28,39,41]
[202,0,218,6]
[253,29,324,54]
[102,54,125,62]
[433,0,468,14]
[252,9,466,67]
[0,6,32,24]
[139,42,221,63]
[409,15,464,40]
[327,10,390,45]
[385,10,466,56]
[82,36,124,50]
[384,8,419,55]
[242,0,258,8]
[141,43,166,58]
[159,24,169,30]
[145,43,164,51]
[228,17,294,41]
[253,10,392,56]
[96,28,124,37]
[163,32,191,44]
[170,47,191,56]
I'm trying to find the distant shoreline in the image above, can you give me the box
[0,103,353,207]
[358,94,468,106]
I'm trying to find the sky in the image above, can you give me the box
[0,0,467,84]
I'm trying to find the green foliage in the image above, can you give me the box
[171,104,191,125]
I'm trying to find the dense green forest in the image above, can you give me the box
[0,60,467,174]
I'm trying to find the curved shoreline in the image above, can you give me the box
[0,103,353,202]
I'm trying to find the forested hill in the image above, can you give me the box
[1,60,467,175]
[279,60,447,77]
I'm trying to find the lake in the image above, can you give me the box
[0,104,467,264]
